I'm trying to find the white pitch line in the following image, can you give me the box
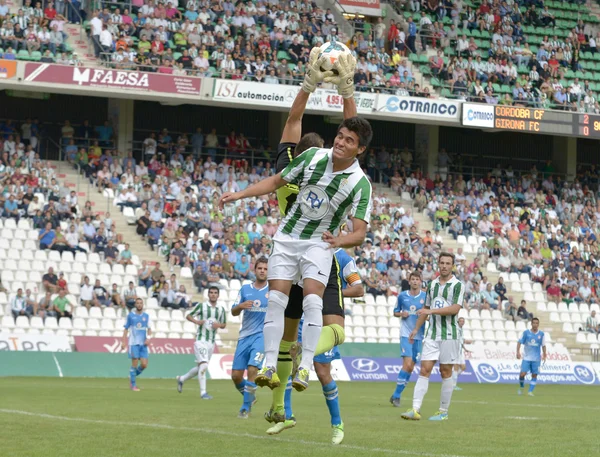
[0,408,469,457]
[51,354,64,378]
[505,417,540,421]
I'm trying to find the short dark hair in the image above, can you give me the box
[409,271,422,280]
[438,252,455,264]
[532,317,539,323]
[338,117,373,148]
[294,133,324,158]
[208,286,220,294]
[255,256,268,267]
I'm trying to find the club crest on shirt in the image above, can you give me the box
[420,299,425,304]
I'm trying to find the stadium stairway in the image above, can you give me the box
[371,182,593,361]
[64,23,98,67]
[56,163,240,350]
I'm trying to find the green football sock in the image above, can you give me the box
[273,340,294,410]
[315,324,346,356]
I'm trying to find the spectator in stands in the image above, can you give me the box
[110,283,125,310]
[119,243,133,265]
[482,283,500,310]
[37,292,55,319]
[123,281,138,310]
[517,300,533,321]
[79,276,94,309]
[93,279,110,307]
[104,239,119,264]
[42,267,59,293]
[495,277,507,303]
[504,296,518,321]
[586,311,599,334]
[11,288,32,319]
[159,283,176,309]
[138,261,153,289]
[38,221,56,249]
[52,289,73,321]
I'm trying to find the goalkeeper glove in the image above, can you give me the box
[301,47,332,94]
[324,52,357,99]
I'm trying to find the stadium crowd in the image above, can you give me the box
[2,116,600,337]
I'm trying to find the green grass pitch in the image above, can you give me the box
[1,377,597,457]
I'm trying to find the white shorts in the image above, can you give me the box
[421,338,461,365]
[194,341,214,364]
[457,350,465,365]
[268,233,333,286]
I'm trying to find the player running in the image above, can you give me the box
[517,317,546,396]
[176,287,227,399]
[401,253,465,421]
[267,247,363,445]
[453,317,471,391]
[121,298,151,391]
[219,49,370,394]
[390,271,426,407]
[230,258,269,418]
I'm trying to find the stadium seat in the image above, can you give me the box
[387,296,396,306]
[15,315,29,329]
[345,326,354,338]
[559,312,571,323]
[576,332,588,344]
[480,310,492,320]
[547,302,558,312]
[591,304,600,313]
[493,320,504,330]
[495,330,507,341]
[87,318,100,330]
[58,318,72,329]
[481,320,493,330]
[571,313,582,324]
[468,309,480,320]
[354,327,366,338]
[506,330,518,341]
[504,321,516,331]
[377,316,389,328]
[375,296,387,306]
[376,305,389,317]
[470,319,482,330]
[378,327,390,338]
[558,302,569,312]
[364,305,376,316]
[586,334,598,344]
[562,322,574,333]
[523,292,534,302]
[171,310,184,321]
[156,321,169,333]
[353,316,365,327]
[537,302,547,312]
[515,321,527,332]
[158,309,171,321]
[365,316,377,327]
[180,267,193,279]
[170,321,183,332]
[352,304,364,316]
[549,312,561,322]
[364,294,375,305]
[579,303,590,314]
[532,283,543,293]
[472,330,484,341]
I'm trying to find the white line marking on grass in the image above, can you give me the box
[0,409,469,457]
[504,417,540,421]
[51,354,63,378]
[452,400,600,411]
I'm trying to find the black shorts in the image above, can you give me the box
[285,256,344,319]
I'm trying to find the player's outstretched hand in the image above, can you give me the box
[302,47,334,94]
[321,230,338,248]
[417,308,432,316]
[401,311,409,318]
[324,52,357,99]
[219,191,238,209]
[211,322,221,329]
[516,352,521,360]
[121,340,127,351]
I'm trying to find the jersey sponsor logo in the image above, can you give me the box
[432,297,448,309]
[409,305,417,315]
[299,185,330,220]
[350,358,379,372]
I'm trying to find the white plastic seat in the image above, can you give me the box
[86,318,100,330]
[468,309,480,320]
[387,296,396,306]
[364,305,376,316]
[45,317,58,329]
[364,294,375,306]
[15,315,30,329]
[557,302,569,312]
[171,310,184,321]
[515,321,527,332]
[89,307,102,319]
[365,316,377,327]
[30,316,44,329]
[571,313,583,324]
[352,304,364,316]
[180,267,193,279]
[495,330,507,341]
[481,319,493,330]
[375,295,387,306]
[470,319,482,330]
[537,302,547,312]
[480,309,492,320]
[74,307,89,318]
[158,309,171,321]
[229,279,241,290]
[576,332,588,344]
[472,329,484,341]
[170,321,183,332]
[84,330,98,336]
[112,264,125,276]
[504,321,516,331]
[103,307,117,319]
[457,235,467,245]
[586,333,598,344]
[493,320,504,330]
[101,319,114,330]
[156,321,170,332]
[562,322,574,333]
[506,330,518,341]
[532,283,543,293]
[523,292,535,302]
[579,303,590,314]
[549,312,560,323]
[509,273,519,282]
[353,316,365,327]
[546,302,558,312]
[510,282,522,292]
[559,312,571,323]
[378,327,390,338]
[58,318,72,329]
[136,287,148,298]
[377,316,389,328]
[183,321,196,333]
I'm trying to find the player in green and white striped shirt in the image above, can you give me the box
[401,252,465,422]
[219,117,373,392]
[176,287,227,399]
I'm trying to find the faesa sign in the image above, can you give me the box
[338,0,382,16]
[24,63,201,95]
[73,336,203,354]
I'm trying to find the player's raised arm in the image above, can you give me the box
[187,303,204,326]
[219,173,288,208]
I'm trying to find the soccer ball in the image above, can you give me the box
[317,41,351,75]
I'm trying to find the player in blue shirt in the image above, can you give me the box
[271,248,363,445]
[517,317,546,396]
[121,298,152,391]
[390,271,426,407]
[230,257,269,418]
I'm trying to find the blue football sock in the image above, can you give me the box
[529,379,537,393]
[519,376,525,388]
[322,380,342,426]
[235,380,247,396]
[135,366,145,376]
[129,367,137,386]
[284,378,293,419]
[392,370,411,398]
[242,381,256,411]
